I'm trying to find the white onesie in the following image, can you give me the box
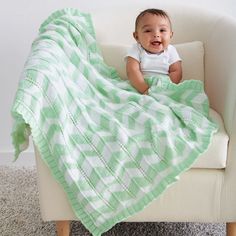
[125,43,181,76]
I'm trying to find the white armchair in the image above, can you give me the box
[34,4,236,236]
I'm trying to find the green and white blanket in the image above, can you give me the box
[11,8,218,236]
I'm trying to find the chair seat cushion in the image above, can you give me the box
[192,108,228,168]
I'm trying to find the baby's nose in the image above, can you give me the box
[154,32,160,37]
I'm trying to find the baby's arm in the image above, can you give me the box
[126,56,149,94]
[169,61,182,84]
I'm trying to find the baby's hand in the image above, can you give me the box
[143,88,149,95]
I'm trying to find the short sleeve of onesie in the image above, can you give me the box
[125,43,141,62]
[167,45,181,65]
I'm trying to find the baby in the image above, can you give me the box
[126,8,182,94]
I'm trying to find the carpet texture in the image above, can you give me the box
[0,166,226,236]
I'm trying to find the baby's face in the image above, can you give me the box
[134,13,173,54]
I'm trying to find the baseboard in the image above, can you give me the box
[0,151,36,166]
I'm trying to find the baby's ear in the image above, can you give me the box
[170,31,174,38]
[133,32,139,41]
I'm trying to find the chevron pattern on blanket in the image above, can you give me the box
[11,8,218,236]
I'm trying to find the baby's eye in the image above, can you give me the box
[144,29,151,33]
[160,29,167,32]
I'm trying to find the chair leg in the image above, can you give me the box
[56,220,70,236]
[226,222,236,236]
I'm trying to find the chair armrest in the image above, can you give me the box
[205,14,236,136]
[205,14,236,220]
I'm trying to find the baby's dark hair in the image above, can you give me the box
[135,8,172,31]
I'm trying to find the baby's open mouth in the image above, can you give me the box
[151,41,161,46]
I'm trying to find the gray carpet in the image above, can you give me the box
[0,166,226,236]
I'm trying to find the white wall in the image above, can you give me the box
[1,0,235,164]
